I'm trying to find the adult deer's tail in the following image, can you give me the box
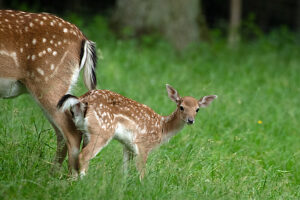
[79,40,97,90]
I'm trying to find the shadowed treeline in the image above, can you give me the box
[1,0,300,49]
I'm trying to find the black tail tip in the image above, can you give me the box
[91,41,97,89]
[91,69,97,89]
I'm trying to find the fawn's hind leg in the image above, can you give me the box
[123,146,135,175]
[136,149,149,180]
[78,131,113,177]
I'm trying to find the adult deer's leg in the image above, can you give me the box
[51,112,82,176]
[49,116,81,176]
[50,122,67,169]
[38,98,82,175]
[24,58,83,176]
[30,96,82,176]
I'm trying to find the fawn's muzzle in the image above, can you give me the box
[187,119,194,125]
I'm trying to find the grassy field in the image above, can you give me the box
[0,18,300,199]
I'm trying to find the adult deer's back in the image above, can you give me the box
[0,10,97,175]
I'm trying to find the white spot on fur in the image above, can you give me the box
[140,128,147,134]
[63,28,68,33]
[42,38,46,43]
[53,51,57,56]
[32,38,36,45]
[50,64,55,70]
[47,48,52,53]
[0,50,20,67]
[37,68,44,76]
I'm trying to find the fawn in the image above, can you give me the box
[0,10,97,174]
[57,84,217,179]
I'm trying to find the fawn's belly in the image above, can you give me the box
[114,123,138,154]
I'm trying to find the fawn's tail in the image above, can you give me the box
[57,94,80,112]
[57,94,88,130]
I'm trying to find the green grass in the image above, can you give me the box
[1,18,300,199]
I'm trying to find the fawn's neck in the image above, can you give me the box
[161,109,185,143]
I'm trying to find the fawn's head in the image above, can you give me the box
[166,84,217,125]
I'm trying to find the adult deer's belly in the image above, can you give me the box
[0,78,26,98]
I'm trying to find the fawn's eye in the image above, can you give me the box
[196,108,199,113]
[180,106,184,111]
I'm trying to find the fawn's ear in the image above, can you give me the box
[198,95,218,108]
[166,84,181,103]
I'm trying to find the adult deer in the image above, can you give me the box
[57,84,217,179]
[0,10,97,175]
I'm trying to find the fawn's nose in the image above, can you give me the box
[187,119,194,124]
